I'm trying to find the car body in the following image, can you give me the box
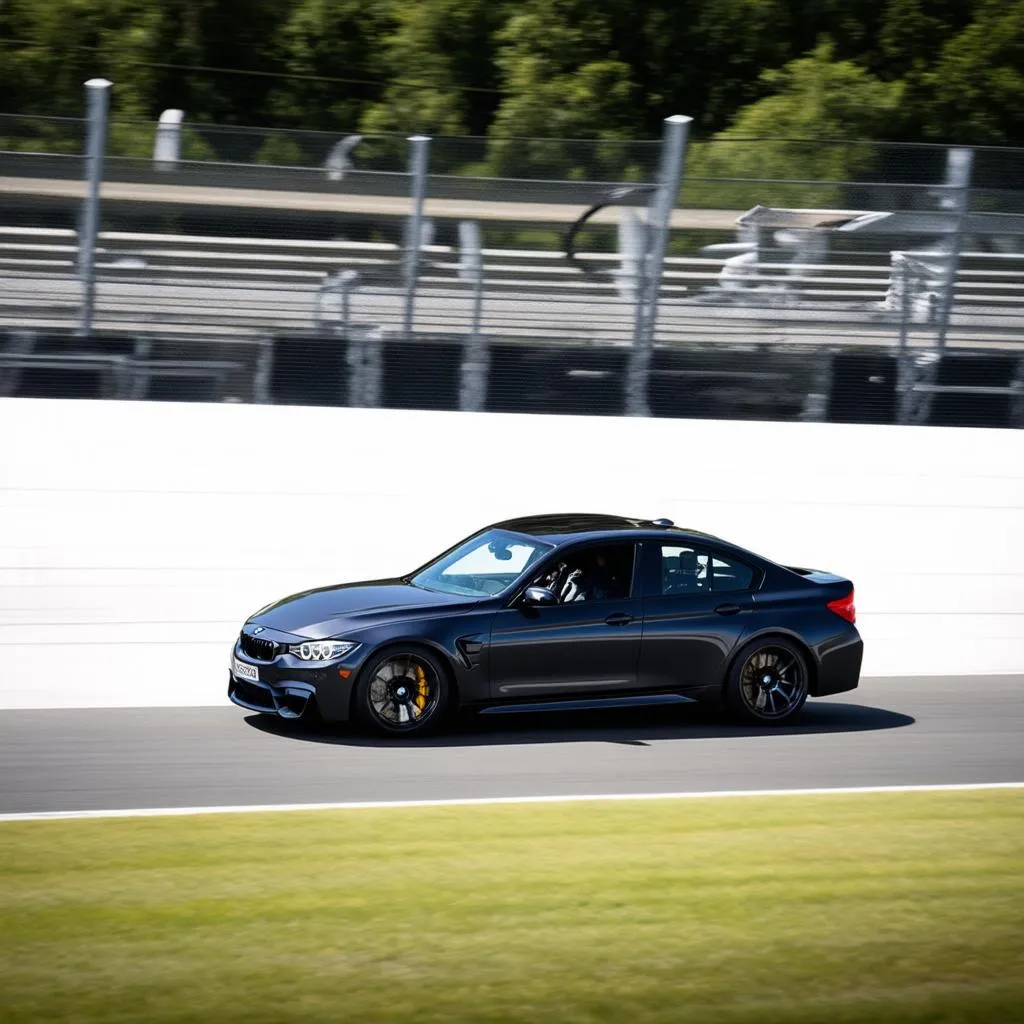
[229,513,863,733]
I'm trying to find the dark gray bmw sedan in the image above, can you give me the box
[229,513,862,736]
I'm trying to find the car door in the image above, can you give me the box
[637,541,757,693]
[487,541,643,699]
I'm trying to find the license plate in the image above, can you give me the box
[232,656,259,682]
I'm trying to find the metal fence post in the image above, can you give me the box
[315,270,359,338]
[457,220,487,411]
[402,135,431,340]
[78,78,111,338]
[625,114,691,416]
[935,146,973,353]
[895,254,914,424]
[153,109,184,172]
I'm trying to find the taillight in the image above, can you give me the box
[827,588,856,624]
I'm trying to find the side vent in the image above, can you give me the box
[455,635,484,669]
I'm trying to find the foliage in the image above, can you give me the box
[0,0,1021,177]
[687,42,905,207]
[358,0,507,143]
[265,0,395,135]
[918,0,1024,144]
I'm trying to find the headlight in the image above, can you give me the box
[288,639,359,662]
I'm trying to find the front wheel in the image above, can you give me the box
[725,638,809,725]
[352,648,450,737]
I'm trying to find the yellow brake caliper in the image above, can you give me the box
[414,664,429,711]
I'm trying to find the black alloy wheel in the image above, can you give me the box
[726,638,809,725]
[354,649,449,736]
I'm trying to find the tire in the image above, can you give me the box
[724,637,810,725]
[352,646,451,737]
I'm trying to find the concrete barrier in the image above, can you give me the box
[1,397,1021,709]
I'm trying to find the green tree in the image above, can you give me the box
[638,0,891,133]
[782,0,889,63]
[483,0,840,152]
[266,0,395,137]
[484,1,645,178]
[686,41,904,207]
[489,60,645,179]
[0,0,294,157]
[917,0,1024,144]
[637,0,795,133]
[359,0,507,145]
[876,0,974,77]
[141,0,293,128]
[0,0,162,121]
[2,0,1023,158]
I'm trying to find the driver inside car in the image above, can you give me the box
[561,550,621,602]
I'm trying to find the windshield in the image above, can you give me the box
[410,529,552,598]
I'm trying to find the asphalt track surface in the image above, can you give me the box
[2,675,1022,815]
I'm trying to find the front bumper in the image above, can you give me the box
[228,674,322,719]
[227,638,362,721]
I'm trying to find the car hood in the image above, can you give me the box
[246,579,478,639]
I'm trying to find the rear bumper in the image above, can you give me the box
[811,629,864,697]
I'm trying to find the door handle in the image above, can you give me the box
[714,603,743,616]
[604,613,633,626]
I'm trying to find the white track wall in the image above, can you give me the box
[1,397,1022,709]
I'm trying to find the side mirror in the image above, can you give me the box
[523,585,557,606]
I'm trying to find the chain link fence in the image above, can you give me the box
[1,104,1022,427]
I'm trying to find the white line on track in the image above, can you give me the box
[2,782,1023,822]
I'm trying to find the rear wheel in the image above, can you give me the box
[725,638,809,725]
[353,648,450,737]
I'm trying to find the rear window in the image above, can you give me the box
[710,556,754,592]
[656,545,756,595]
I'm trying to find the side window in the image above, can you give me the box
[657,545,756,595]
[530,543,635,603]
[659,545,709,595]
[709,555,755,593]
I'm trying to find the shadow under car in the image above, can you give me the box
[243,697,915,749]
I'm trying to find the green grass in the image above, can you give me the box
[1,792,1022,1023]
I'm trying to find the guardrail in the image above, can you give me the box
[4,111,1024,426]
[2,227,1023,349]
[0,159,739,230]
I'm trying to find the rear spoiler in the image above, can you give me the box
[785,565,851,586]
